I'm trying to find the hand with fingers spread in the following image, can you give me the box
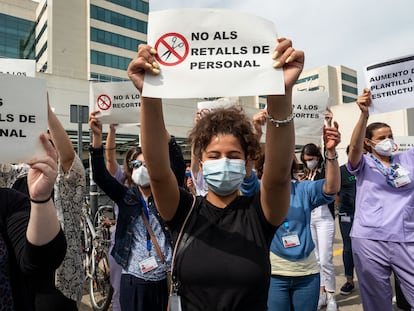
[26,133,58,202]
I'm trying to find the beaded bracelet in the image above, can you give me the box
[30,195,52,204]
[324,151,338,161]
[266,111,295,127]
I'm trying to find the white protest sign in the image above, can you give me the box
[364,55,414,114]
[0,59,36,77]
[143,8,283,99]
[0,74,47,163]
[262,91,329,141]
[90,81,140,124]
[394,136,414,153]
[197,98,238,115]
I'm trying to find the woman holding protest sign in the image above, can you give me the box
[347,88,414,310]
[0,134,66,311]
[128,38,304,310]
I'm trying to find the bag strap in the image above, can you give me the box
[141,209,168,270]
[170,195,196,293]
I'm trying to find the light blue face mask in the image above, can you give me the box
[202,157,246,196]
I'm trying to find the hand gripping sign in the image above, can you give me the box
[90,81,141,124]
[0,74,47,163]
[364,55,414,114]
[144,8,284,99]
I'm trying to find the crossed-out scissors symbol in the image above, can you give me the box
[161,36,185,60]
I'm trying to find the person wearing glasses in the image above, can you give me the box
[103,124,185,311]
[88,111,185,311]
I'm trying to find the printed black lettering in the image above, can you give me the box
[191,32,209,40]
[19,115,36,123]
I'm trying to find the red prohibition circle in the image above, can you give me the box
[97,94,112,111]
[154,32,189,66]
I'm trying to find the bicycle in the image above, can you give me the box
[81,201,114,311]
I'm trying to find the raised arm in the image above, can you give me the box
[322,122,341,195]
[47,101,76,173]
[128,45,180,221]
[26,133,61,245]
[105,124,119,176]
[261,38,304,226]
[348,88,370,169]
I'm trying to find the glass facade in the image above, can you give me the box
[296,74,319,85]
[341,72,357,84]
[342,84,358,95]
[91,27,145,52]
[105,0,149,13]
[90,50,131,70]
[90,5,147,33]
[90,72,128,82]
[0,13,35,59]
[343,95,356,103]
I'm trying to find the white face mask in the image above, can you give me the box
[306,159,318,170]
[132,166,150,187]
[373,138,397,156]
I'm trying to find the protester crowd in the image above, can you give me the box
[1,37,413,311]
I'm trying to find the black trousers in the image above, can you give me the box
[35,287,78,311]
[120,274,168,311]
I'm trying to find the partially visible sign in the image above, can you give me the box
[90,81,140,124]
[364,55,414,114]
[262,91,330,141]
[0,59,36,77]
[394,136,414,153]
[0,74,47,163]
[197,98,237,116]
[144,8,283,99]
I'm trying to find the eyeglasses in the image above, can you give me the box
[129,160,144,169]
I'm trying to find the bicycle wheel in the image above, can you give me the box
[80,216,93,280]
[89,247,113,311]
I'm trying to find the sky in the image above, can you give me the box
[151,0,414,93]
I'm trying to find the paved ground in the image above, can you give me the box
[80,220,404,311]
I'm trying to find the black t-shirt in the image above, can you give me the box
[338,165,356,214]
[168,189,277,311]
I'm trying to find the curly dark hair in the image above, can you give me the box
[188,106,261,162]
[364,122,391,153]
[122,146,142,187]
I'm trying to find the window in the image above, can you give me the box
[90,5,147,33]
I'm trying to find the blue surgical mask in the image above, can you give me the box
[202,158,246,196]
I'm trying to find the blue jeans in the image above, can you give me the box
[338,212,354,279]
[268,273,320,311]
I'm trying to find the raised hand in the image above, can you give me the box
[26,133,58,201]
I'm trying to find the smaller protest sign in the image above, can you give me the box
[197,98,238,116]
[0,59,36,77]
[364,55,414,114]
[262,91,330,141]
[0,74,47,163]
[90,81,141,124]
[394,136,414,153]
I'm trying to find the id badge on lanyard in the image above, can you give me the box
[281,220,300,248]
[392,165,411,188]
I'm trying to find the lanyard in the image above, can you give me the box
[139,195,152,252]
[369,154,397,187]
[283,219,290,232]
